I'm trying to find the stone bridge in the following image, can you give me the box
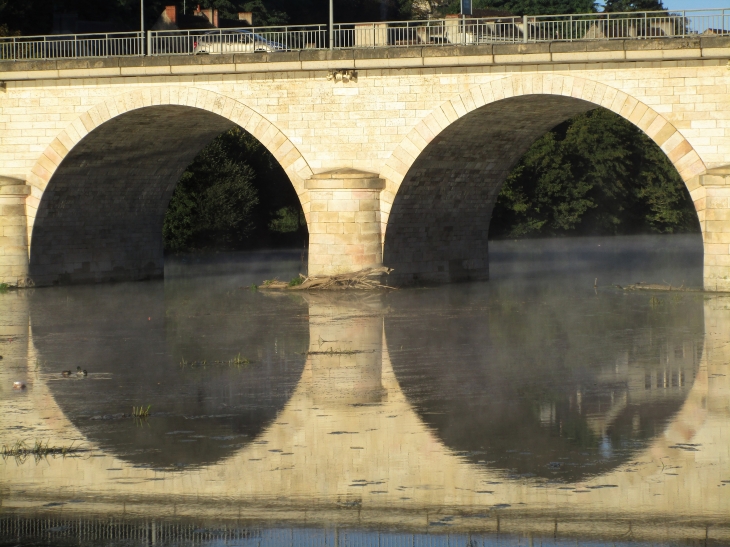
[1,36,730,288]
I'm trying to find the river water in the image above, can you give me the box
[1,234,728,546]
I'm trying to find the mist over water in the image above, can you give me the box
[1,234,728,546]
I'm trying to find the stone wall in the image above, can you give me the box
[0,176,30,286]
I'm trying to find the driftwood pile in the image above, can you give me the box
[259,267,395,291]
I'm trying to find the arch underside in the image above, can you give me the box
[383,95,600,285]
[30,106,235,286]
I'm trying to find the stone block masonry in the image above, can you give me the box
[0,37,729,287]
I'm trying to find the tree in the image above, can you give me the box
[603,0,665,12]
[163,127,306,253]
[489,108,699,240]
[442,0,596,15]
[163,129,259,252]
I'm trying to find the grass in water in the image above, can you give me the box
[1,439,83,462]
[0,283,10,294]
[132,405,151,418]
[180,354,251,369]
[288,276,304,287]
[303,348,376,356]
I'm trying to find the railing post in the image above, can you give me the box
[523,15,528,43]
[569,14,573,41]
[146,30,151,56]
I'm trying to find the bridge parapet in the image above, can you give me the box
[1,36,730,82]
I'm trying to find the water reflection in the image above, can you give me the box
[1,236,729,545]
[386,282,704,481]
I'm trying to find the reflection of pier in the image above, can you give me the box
[0,291,729,543]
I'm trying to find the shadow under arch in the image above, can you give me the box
[381,75,705,285]
[26,88,312,287]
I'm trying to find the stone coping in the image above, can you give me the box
[0,185,30,196]
[1,36,729,81]
[306,169,385,190]
[0,175,26,186]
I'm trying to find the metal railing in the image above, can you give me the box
[0,31,143,61]
[149,24,327,56]
[336,8,729,48]
[0,8,727,61]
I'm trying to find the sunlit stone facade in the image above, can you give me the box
[0,38,729,286]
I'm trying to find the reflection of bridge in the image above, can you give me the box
[2,13,730,289]
[1,291,729,543]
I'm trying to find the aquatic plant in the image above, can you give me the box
[304,348,375,356]
[0,283,9,294]
[249,283,258,291]
[132,405,152,418]
[180,355,251,369]
[288,275,304,287]
[1,439,82,462]
[230,353,251,367]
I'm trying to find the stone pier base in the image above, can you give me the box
[690,167,730,292]
[306,169,384,277]
[0,176,30,287]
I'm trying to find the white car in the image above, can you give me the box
[193,29,285,54]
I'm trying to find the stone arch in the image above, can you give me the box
[381,74,706,284]
[25,87,312,286]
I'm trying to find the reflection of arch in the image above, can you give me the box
[25,88,312,286]
[2,291,729,533]
[381,75,706,284]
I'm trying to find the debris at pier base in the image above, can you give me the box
[260,267,394,290]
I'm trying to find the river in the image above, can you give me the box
[1,234,728,546]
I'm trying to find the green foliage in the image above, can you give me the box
[490,108,700,240]
[162,127,305,253]
[288,275,304,287]
[438,0,596,17]
[0,283,9,293]
[0,23,19,36]
[269,206,305,233]
[241,0,289,25]
[603,0,665,12]
[163,128,259,252]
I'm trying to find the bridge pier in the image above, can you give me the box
[306,169,385,277]
[690,167,730,292]
[0,176,30,287]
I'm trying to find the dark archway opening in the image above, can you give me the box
[162,127,307,255]
[382,96,701,286]
[29,105,307,287]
